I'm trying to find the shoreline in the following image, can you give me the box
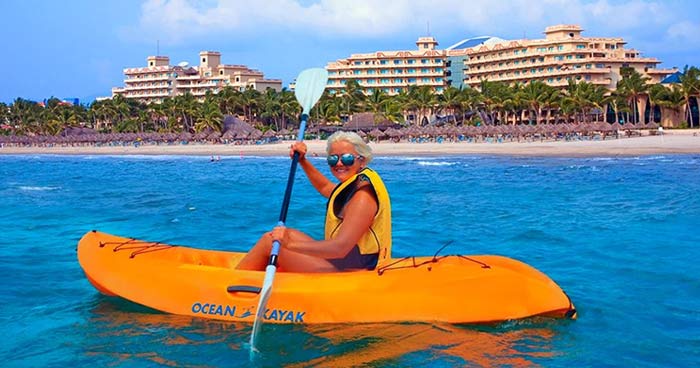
[1,131,699,157]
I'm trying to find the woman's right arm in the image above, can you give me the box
[292,142,335,198]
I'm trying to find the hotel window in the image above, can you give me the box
[548,47,554,52]
[514,61,520,65]
[394,78,403,83]
[515,71,520,75]
[367,70,375,74]
[407,60,415,64]
[436,77,442,82]
[566,55,573,60]
[585,75,591,80]
[531,69,536,74]
[394,60,402,64]
[381,69,388,74]
[422,77,430,82]
[396,69,403,74]
[395,88,402,93]
[381,78,389,83]
[548,78,553,83]
[577,55,585,59]
[435,68,442,73]
[421,68,429,73]
[522,48,527,53]
[367,79,375,84]
[539,57,544,62]
[384,88,390,92]
[408,78,416,83]
[514,50,520,55]
[436,87,443,92]
[354,70,361,75]
[380,60,387,65]
[421,59,428,64]
[558,45,564,51]
[408,68,415,73]
[577,44,585,49]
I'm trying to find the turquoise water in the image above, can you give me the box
[1,154,698,367]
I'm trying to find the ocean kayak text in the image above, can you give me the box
[191,302,305,323]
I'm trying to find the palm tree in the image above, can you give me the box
[616,67,650,124]
[409,85,438,125]
[656,84,686,127]
[339,80,365,119]
[437,86,463,124]
[194,100,224,133]
[518,80,558,125]
[678,65,700,128]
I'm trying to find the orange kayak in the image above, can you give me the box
[77,230,576,324]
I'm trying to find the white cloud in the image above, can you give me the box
[133,0,696,46]
[667,21,700,46]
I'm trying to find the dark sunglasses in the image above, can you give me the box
[327,153,362,166]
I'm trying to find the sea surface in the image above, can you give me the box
[0,153,698,367]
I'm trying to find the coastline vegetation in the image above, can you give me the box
[1,66,698,137]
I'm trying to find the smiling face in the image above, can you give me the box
[327,140,364,182]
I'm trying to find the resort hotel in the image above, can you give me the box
[110,51,282,104]
[325,24,676,95]
[109,24,677,103]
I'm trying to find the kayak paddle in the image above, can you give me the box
[250,67,328,359]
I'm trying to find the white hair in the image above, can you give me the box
[326,131,373,164]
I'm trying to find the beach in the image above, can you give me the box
[2,130,699,157]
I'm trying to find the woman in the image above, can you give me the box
[236,131,391,272]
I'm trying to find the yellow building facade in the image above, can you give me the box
[324,24,676,95]
[112,51,282,104]
[326,37,447,95]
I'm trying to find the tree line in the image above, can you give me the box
[1,66,698,136]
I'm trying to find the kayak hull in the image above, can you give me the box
[77,230,576,324]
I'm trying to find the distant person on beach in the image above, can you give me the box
[236,131,392,272]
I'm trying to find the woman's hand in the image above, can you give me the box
[271,226,290,245]
[290,142,307,161]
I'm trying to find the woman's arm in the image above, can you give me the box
[280,186,378,258]
[299,158,336,198]
[291,142,335,198]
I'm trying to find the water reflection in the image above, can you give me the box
[82,296,564,367]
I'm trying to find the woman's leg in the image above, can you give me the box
[235,229,338,272]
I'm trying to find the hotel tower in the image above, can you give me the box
[111,51,282,104]
[325,24,676,95]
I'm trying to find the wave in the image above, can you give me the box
[18,186,60,191]
[416,161,457,167]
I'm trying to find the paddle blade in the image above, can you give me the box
[249,263,277,360]
[294,68,328,114]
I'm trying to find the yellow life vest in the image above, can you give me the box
[324,168,392,264]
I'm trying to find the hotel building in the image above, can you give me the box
[111,51,282,104]
[326,37,447,95]
[325,24,676,95]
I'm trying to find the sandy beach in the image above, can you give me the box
[2,130,699,157]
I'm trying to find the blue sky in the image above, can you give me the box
[2,0,699,104]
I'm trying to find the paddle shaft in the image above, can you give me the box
[267,113,309,267]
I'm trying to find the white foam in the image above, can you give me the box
[416,161,456,167]
[18,186,60,191]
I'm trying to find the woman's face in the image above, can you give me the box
[327,140,364,182]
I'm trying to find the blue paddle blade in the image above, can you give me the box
[294,68,329,114]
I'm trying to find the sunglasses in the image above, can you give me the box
[327,153,362,167]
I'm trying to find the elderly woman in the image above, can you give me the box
[236,131,391,272]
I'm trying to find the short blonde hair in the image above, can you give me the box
[326,131,373,164]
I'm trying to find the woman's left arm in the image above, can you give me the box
[284,186,377,259]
